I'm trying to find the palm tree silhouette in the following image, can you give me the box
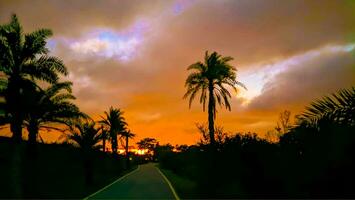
[100,125,109,152]
[66,120,102,151]
[0,14,67,141]
[65,120,101,185]
[121,129,135,168]
[24,81,84,145]
[99,107,127,154]
[184,51,246,145]
[299,87,355,127]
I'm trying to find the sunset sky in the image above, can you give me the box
[1,0,354,145]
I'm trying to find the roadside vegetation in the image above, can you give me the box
[0,15,141,198]
[156,51,355,198]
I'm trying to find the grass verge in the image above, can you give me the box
[158,165,199,199]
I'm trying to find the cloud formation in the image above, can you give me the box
[248,45,355,111]
[0,0,354,144]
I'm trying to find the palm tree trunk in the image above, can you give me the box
[8,77,23,142]
[125,136,129,169]
[111,133,118,155]
[9,141,22,198]
[27,122,39,158]
[25,123,39,197]
[28,123,38,144]
[125,136,129,156]
[9,110,23,197]
[208,82,216,145]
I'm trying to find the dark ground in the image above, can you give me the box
[0,136,136,199]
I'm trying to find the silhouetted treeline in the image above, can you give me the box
[0,136,130,198]
[0,14,138,198]
[159,87,355,198]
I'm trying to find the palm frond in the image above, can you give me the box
[23,28,53,59]
[184,50,246,113]
[299,87,355,127]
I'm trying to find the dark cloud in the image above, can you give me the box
[0,0,172,37]
[153,0,355,66]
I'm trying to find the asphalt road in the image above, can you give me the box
[87,163,177,199]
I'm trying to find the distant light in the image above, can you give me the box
[115,148,149,155]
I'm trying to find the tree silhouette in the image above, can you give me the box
[121,129,135,168]
[267,110,293,142]
[65,120,101,185]
[196,123,228,145]
[121,129,135,156]
[65,120,102,151]
[137,137,157,154]
[298,87,355,127]
[184,51,245,145]
[0,14,67,141]
[99,107,127,155]
[100,125,109,152]
[276,110,292,134]
[0,14,68,197]
[24,81,84,145]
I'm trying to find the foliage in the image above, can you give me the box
[275,110,292,134]
[65,120,102,152]
[266,110,293,143]
[196,123,228,145]
[160,87,355,198]
[0,136,130,198]
[99,107,127,154]
[0,14,67,141]
[183,51,246,145]
[298,87,355,127]
[24,81,84,143]
[121,129,135,149]
[136,137,158,151]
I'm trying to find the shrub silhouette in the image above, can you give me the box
[160,87,355,198]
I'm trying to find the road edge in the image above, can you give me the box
[83,165,140,200]
[155,166,181,200]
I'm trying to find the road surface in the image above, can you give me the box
[86,163,178,199]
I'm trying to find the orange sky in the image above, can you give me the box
[1,0,354,145]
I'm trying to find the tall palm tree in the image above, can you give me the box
[24,81,85,145]
[0,14,67,141]
[184,51,246,145]
[122,129,135,155]
[121,129,135,168]
[99,107,127,154]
